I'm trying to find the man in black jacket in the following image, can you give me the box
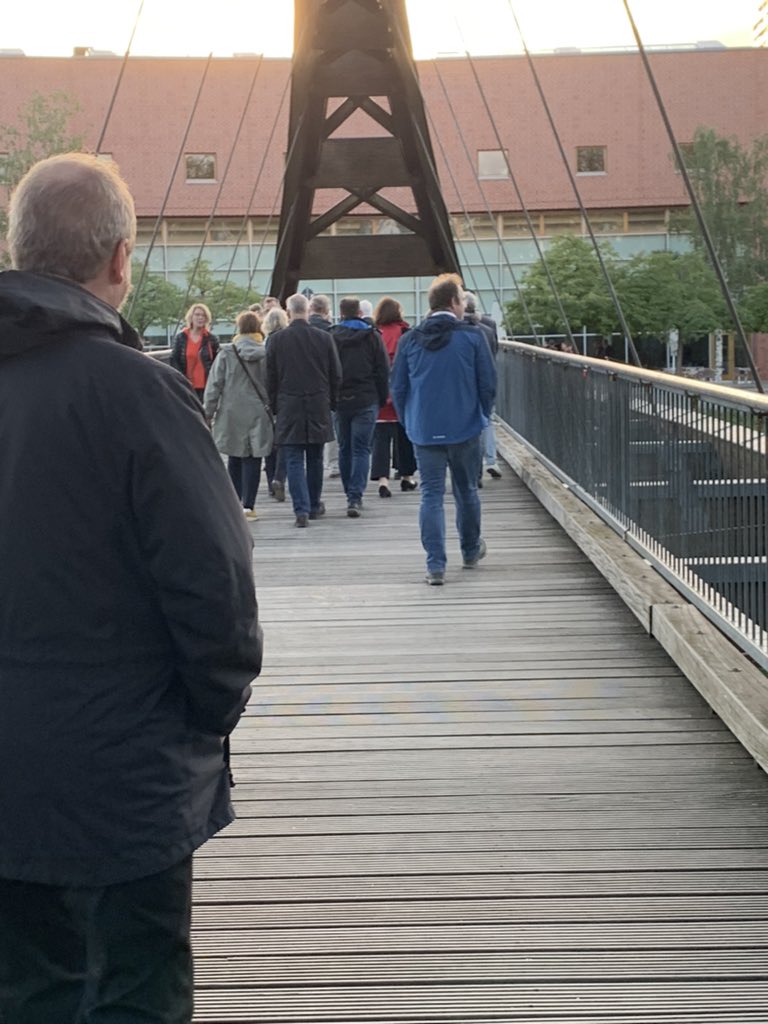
[0,154,263,1023]
[330,297,390,517]
[267,293,341,527]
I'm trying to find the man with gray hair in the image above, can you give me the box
[0,154,263,1022]
[463,291,502,480]
[267,293,341,526]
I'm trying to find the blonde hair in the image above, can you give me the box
[8,152,136,283]
[184,303,212,329]
[428,273,464,312]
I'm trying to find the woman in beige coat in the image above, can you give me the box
[203,310,274,518]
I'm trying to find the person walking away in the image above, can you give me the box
[330,296,390,518]
[308,293,340,479]
[371,296,418,496]
[0,153,262,1023]
[391,273,497,585]
[266,293,341,527]
[262,305,289,501]
[171,302,220,399]
[463,291,502,481]
[204,309,274,520]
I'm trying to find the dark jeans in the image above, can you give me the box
[227,455,262,509]
[334,404,378,505]
[0,857,193,1024]
[265,446,285,488]
[371,421,417,479]
[414,435,483,573]
[282,443,324,517]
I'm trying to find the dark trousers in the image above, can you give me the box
[371,421,417,479]
[282,443,325,517]
[265,446,285,488]
[0,857,193,1024]
[227,455,262,509]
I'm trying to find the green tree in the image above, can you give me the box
[618,250,727,340]
[0,91,84,254]
[739,282,768,332]
[504,235,621,336]
[670,126,768,297]
[181,258,261,327]
[125,261,185,340]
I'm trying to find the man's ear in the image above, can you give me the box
[108,239,130,285]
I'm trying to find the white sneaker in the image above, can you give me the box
[244,508,259,520]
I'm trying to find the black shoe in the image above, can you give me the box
[487,466,502,479]
[400,478,418,491]
[425,571,445,586]
[346,503,362,518]
[295,514,308,528]
[379,484,392,498]
[477,477,483,488]
[308,502,326,520]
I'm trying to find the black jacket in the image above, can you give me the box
[0,271,262,886]
[329,319,390,412]
[266,318,341,445]
[170,327,220,380]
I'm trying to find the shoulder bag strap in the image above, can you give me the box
[232,344,273,416]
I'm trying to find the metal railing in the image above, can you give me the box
[496,341,768,671]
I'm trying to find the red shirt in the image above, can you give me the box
[377,320,410,422]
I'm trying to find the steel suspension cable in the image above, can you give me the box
[622,0,764,392]
[125,53,214,324]
[171,55,265,332]
[431,60,539,340]
[216,63,293,298]
[94,0,146,153]
[505,0,642,365]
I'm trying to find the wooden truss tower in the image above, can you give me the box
[269,0,461,301]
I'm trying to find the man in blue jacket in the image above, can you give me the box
[391,273,497,585]
[0,154,262,1022]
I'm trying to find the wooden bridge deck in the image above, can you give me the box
[193,468,768,1023]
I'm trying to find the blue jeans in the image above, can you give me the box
[334,404,378,505]
[414,436,483,574]
[282,443,324,517]
[482,417,498,466]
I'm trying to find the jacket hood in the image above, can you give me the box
[330,320,376,348]
[232,333,266,360]
[409,313,463,351]
[0,270,142,360]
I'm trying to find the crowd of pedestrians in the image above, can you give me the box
[195,280,501,580]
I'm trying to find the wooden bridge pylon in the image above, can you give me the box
[269,0,461,302]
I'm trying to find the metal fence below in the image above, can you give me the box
[496,341,768,671]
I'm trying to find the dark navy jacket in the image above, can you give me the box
[0,271,262,886]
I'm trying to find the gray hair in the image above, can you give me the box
[359,299,373,318]
[286,293,309,318]
[8,152,136,283]
[309,293,330,315]
[463,291,478,314]
[262,306,288,335]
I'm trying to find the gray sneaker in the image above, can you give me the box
[346,503,362,518]
[425,571,445,586]
[463,538,487,568]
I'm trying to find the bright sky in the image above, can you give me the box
[0,0,759,59]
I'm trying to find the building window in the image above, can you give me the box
[478,150,509,180]
[576,146,606,174]
[185,154,216,182]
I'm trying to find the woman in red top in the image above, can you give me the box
[170,303,220,399]
[370,297,417,497]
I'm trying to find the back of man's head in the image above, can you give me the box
[359,299,373,320]
[8,153,136,285]
[286,293,309,319]
[339,297,360,321]
[309,294,330,317]
[463,291,478,315]
[428,273,464,312]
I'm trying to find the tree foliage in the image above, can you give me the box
[180,258,261,327]
[671,126,768,297]
[125,261,185,339]
[504,236,622,336]
[0,92,84,255]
